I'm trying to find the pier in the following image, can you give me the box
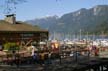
[0,53,108,71]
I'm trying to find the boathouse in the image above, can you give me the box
[0,14,48,46]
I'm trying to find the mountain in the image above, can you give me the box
[26,5,108,35]
[93,21,108,35]
[26,15,58,30]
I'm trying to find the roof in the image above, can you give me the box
[0,20,48,32]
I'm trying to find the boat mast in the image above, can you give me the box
[79,29,82,41]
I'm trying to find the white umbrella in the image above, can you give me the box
[39,42,46,45]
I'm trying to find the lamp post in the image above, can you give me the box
[73,41,78,63]
[17,46,20,67]
[74,42,78,63]
[12,47,16,65]
[59,42,62,64]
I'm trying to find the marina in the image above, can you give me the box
[0,37,108,71]
[0,0,108,71]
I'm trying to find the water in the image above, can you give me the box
[49,35,108,41]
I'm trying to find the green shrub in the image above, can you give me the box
[3,42,20,52]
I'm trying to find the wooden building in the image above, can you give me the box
[0,14,48,46]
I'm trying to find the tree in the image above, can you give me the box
[0,0,27,14]
[3,42,20,52]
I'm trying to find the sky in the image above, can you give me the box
[0,0,108,21]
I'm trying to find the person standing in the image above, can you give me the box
[48,52,52,64]
[31,46,35,56]
[33,51,38,64]
[40,52,45,65]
